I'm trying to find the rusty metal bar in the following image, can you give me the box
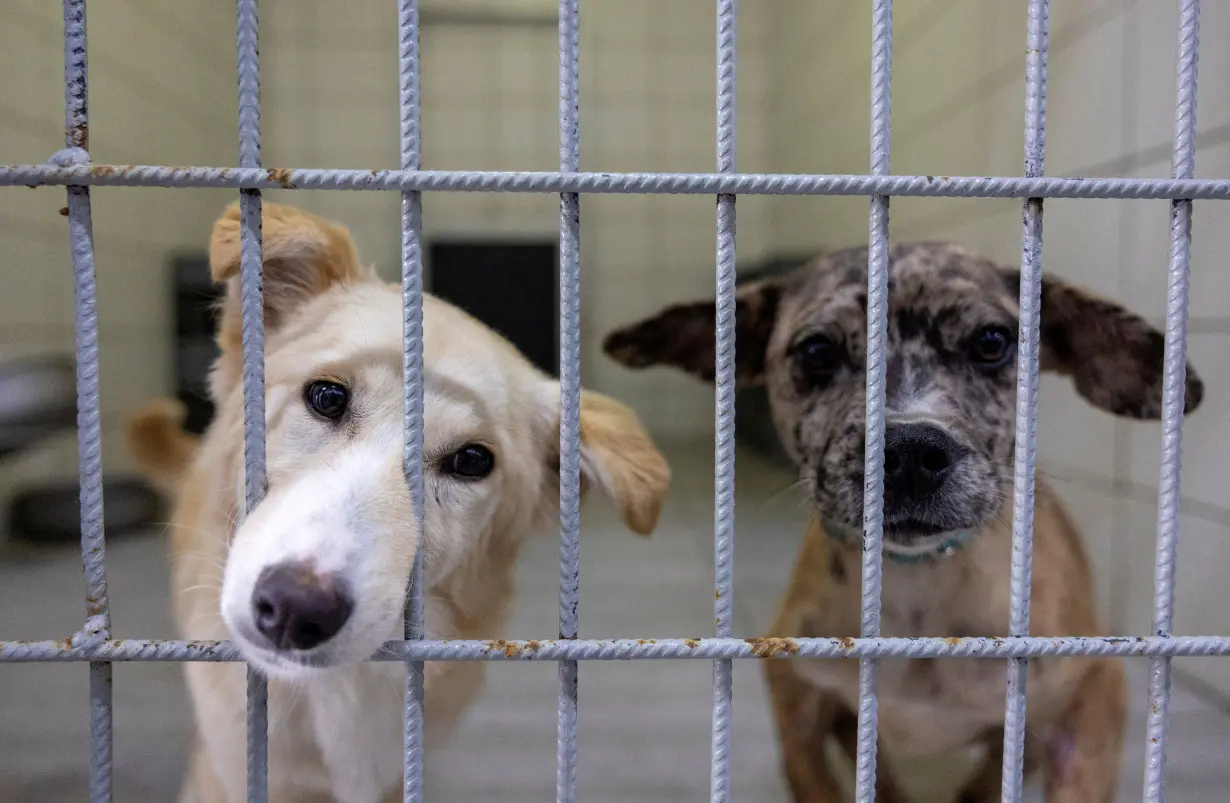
[710,0,737,800]
[555,0,582,801]
[396,1,427,801]
[233,0,268,800]
[6,165,1230,198]
[1000,2,1049,801]
[60,0,113,799]
[853,1,892,800]
[1144,1,1202,800]
[5,635,1230,663]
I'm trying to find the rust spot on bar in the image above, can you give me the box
[745,637,799,658]
[944,637,963,646]
[837,637,855,651]
[69,123,88,150]
[59,207,69,216]
[485,639,521,657]
[89,165,116,178]
[524,640,542,652]
[636,639,657,645]
[267,168,295,188]
[684,639,700,649]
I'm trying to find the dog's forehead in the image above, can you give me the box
[786,242,1014,325]
[274,284,528,415]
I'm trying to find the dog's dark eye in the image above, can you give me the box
[795,334,843,383]
[967,326,1014,368]
[445,445,495,480]
[305,380,349,420]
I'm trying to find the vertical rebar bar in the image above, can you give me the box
[556,1,582,801]
[1144,2,1201,800]
[853,2,892,801]
[234,0,267,800]
[397,1,427,801]
[62,2,112,800]
[1000,2,1049,801]
[710,0,737,800]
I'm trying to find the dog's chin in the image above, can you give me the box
[820,506,984,558]
[227,626,393,682]
[882,512,981,554]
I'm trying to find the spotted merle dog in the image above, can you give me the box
[603,242,1203,802]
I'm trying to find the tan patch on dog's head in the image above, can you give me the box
[187,201,671,677]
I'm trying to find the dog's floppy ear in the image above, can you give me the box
[542,389,671,536]
[602,278,783,387]
[577,390,671,535]
[208,201,374,353]
[1001,270,1204,419]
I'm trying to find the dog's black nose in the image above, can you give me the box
[251,564,353,651]
[882,423,962,499]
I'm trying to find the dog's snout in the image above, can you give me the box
[251,563,353,651]
[883,423,963,498]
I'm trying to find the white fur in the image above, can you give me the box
[129,204,670,803]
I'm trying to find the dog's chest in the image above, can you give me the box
[306,662,407,803]
[798,555,1014,755]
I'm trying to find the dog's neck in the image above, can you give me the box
[819,517,974,564]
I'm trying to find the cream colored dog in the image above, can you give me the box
[125,201,671,803]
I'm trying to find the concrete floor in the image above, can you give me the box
[2,443,1229,801]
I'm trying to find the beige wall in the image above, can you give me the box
[767,0,1230,694]
[260,0,778,441]
[0,1,236,505]
[2,0,1228,695]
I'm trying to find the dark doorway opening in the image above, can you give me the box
[427,240,559,377]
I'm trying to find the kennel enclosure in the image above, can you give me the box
[1,1,1228,803]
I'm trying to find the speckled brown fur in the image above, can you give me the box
[603,241,1205,802]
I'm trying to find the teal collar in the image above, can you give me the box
[821,518,973,564]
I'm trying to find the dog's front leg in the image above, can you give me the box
[828,705,908,803]
[952,727,1043,803]
[1042,658,1126,803]
[765,658,849,802]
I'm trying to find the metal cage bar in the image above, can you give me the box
[61,2,113,801]
[1001,2,1049,801]
[6,1,1227,800]
[9,634,1230,663]
[234,0,268,800]
[396,1,427,801]
[556,0,582,801]
[853,1,892,801]
[1145,1,1202,800]
[7,166,1230,198]
[710,1,737,801]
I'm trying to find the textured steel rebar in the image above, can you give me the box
[710,1,737,801]
[234,1,268,800]
[1145,1,1201,800]
[7,635,1230,663]
[8,3,1227,799]
[6,164,1230,199]
[62,2,112,800]
[556,1,581,801]
[397,1,426,801]
[853,2,892,801]
[1001,3,1049,801]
